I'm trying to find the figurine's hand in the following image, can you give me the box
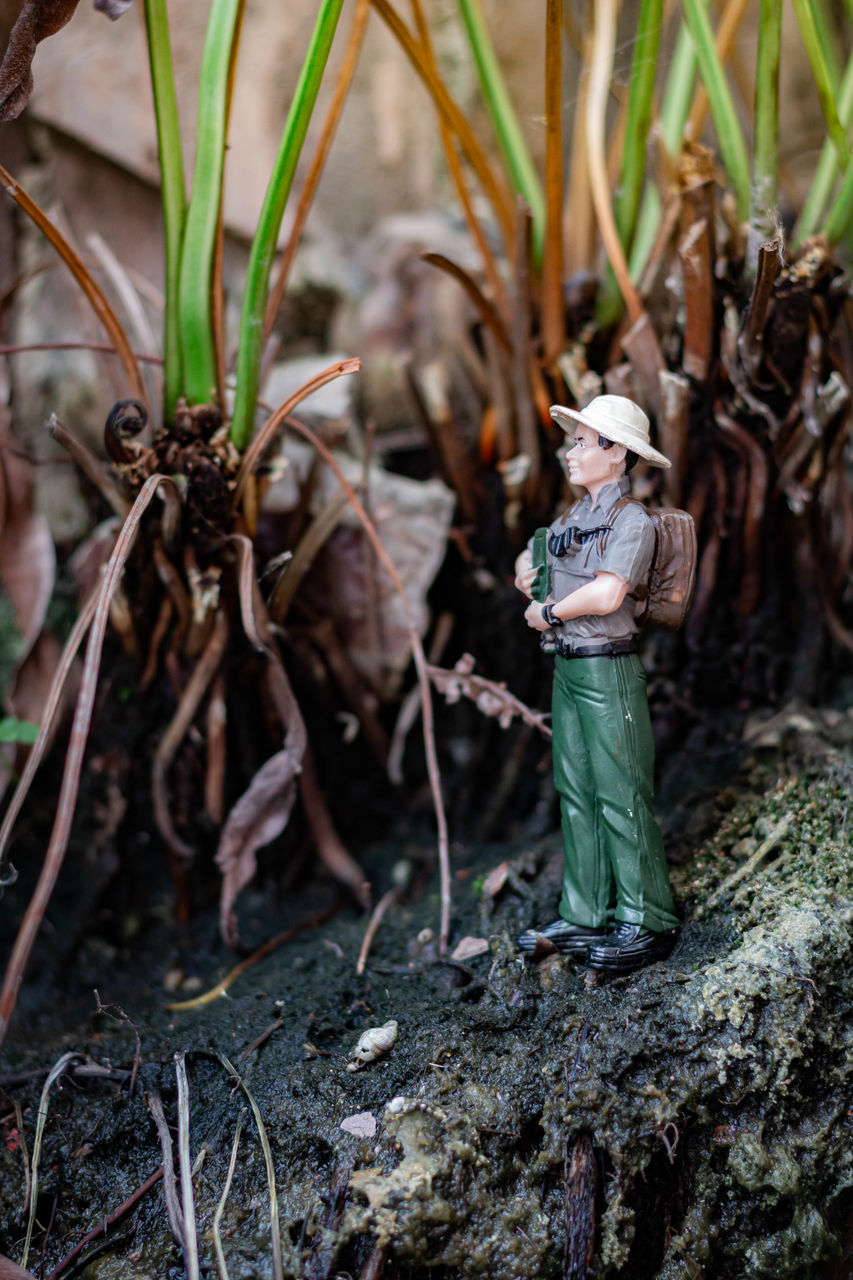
[514,549,535,597]
[524,600,551,632]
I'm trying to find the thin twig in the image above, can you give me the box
[44,1167,163,1280]
[0,165,147,406]
[151,609,229,861]
[284,415,452,952]
[0,476,179,1053]
[174,1054,200,1280]
[212,1111,245,1280]
[93,991,142,1099]
[47,416,129,520]
[145,1092,185,1253]
[22,1052,79,1271]
[233,357,361,504]
[219,1057,284,1280]
[356,886,403,976]
[0,342,163,364]
[239,1019,283,1061]
[0,588,98,891]
[166,902,343,1010]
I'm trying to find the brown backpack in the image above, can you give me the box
[602,497,697,630]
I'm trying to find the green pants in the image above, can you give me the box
[552,653,679,933]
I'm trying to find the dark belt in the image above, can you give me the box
[552,636,639,659]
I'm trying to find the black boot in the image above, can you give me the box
[587,923,680,973]
[518,919,610,959]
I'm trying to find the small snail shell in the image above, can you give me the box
[346,1019,398,1071]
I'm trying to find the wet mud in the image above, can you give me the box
[1,711,852,1279]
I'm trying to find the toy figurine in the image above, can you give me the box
[516,395,690,974]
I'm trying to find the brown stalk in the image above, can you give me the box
[233,357,361,504]
[284,414,452,952]
[585,0,643,325]
[678,216,714,382]
[307,616,390,764]
[152,609,230,862]
[205,673,227,826]
[717,407,768,616]
[510,202,540,502]
[166,901,343,1010]
[45,1168,164,1280]
[563,0,596,277]
[300,745,370,908]
[0,588,98,893]
[421,253,511,352]
[542,0,565,363]
[0,341,164,364]
[737,237,782,381]
[0,165,147,406]
[213,0,247,402]
[263,0,370,342]
[145,1092,186,1252]
[686,451,726,645]
[409,0,511,321]
[356,885,403,975]
[47,415,130,520]
[658,370,690,507]
[368,0,515,253]
[269,490,349,622]
[0,475,178,1051]
[140,595,173,692]
[404,358,481,525]
[686,0,753,141]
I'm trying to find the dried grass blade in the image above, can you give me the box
[420,253,511,351]
[542,0,565,363]
[368,0,515,252]
[47,415,130,520]
[212,1110,245,1280]
[21,1051,79,1271]
[166,903,341,1011]
[152,609,229,862]
[0,476,178,1051]
[284,416,451,952]
[205,673,227,825]
[410,0,511,320]
[174,1053,201,1280]
[0,588,98,893]
[45,1168,163,1280]
[269,490,349,622]
[0,165,146,404]
[356,885,402,975]
[145,1091,186,1252]
[299,746,369,909]
[233,357,361,503]
[218,1057,284,1280]
[263,0,370,342]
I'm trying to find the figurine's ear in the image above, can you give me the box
[609,442,627,469]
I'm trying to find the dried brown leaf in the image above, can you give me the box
[450,936,489,962]
[215,748,301,951]
[481,862,510,899]
[0,1,81,120]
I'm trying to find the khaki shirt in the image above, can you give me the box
[537,476,654,645]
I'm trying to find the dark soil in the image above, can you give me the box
[1,706,852,1280]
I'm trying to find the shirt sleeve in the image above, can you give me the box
[595,503,655,590]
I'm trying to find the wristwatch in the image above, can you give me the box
[542,602,563,627]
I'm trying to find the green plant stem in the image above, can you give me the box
[821,147,853,242]
[791,0,849,169]
[798,50,853,240]
[682,0,750,220]
[143,0,186,422]
[809,0,841,94]
[230,0,346,452]
[615,0,663,257]
[628,18,698,281]
[178,0,243,406]
[456,0,545,262]
[749,0,782,244]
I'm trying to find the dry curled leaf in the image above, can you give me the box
[0,0,133,119]
[450,935,489,962]
[340,1111,377,1138]
[215,746,301,950]
[481,862,510,898]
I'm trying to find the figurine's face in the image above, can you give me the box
[563,423,626,492]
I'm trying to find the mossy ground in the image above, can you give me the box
[0,708,852,1279]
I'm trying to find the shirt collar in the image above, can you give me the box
[584,475,630,514]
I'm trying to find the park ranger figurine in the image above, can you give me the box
[516,395,681,974]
